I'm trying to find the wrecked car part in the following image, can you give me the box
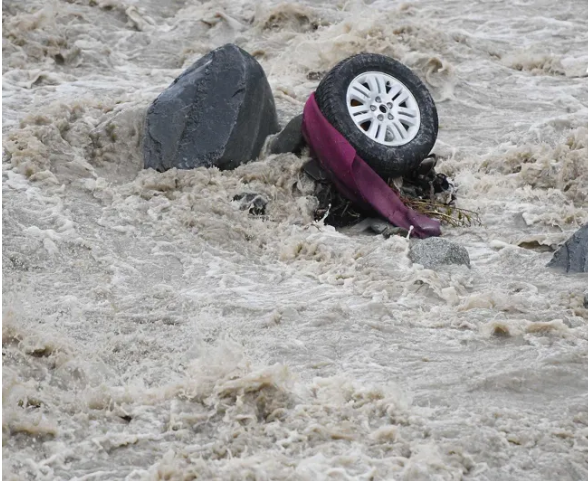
[305,158,455,232]
[144,44,280,172]
[302,92,441,238]
[315,53,438,179]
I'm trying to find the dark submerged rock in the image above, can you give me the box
[409,237,470,269]
[546,224,588,273]
[144,44,280,172]
[269,114,305,155]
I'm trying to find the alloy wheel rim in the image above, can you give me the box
[346,71,421,146]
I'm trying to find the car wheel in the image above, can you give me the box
[315,53,438,178]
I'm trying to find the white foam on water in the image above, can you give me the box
[3,0,588,479]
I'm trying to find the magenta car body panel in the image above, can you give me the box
[301,93,441,238]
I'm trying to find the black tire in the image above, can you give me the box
[315,53,438,179]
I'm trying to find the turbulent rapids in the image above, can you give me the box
[3,1,588,479]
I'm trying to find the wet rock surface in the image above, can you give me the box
[409,237,471,269]
[269,114,304,156]
[144,44,280,172]
[546,224,588,273]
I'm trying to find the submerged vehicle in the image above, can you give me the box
[301,53,442,238]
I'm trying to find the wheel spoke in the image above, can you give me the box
[367,120,379,139]
[376,124,388,142]
[353,112,373,124]
[365,75,379,95]
[375,75,386,95]
[391,119,408,140]
[397,106,418,126]
[352,82,371,99]
[395,90,410,105]
[350,104,370,115]
[388,83,402,100]
[349,90,369,103]
[397,106,417,117]
[397,115,417,127]
[397,113,417,126]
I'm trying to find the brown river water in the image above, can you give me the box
[3,0,588,479]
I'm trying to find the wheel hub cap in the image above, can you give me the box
[346,71,421,147]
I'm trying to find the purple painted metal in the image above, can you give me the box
[301,93,441,238]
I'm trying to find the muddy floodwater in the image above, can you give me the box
[3,0,588,479]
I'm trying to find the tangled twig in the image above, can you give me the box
[400,196,482,227]
[388,180,482,228]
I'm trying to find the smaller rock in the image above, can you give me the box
[368,219,409,238]
[546,224,588,273]
[409,237,470,269]
[583,293,588,309]
[233,193,268,216]
[269,114,305,155]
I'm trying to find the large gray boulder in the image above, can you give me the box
[409,237,470,269]
[547,224,588,273]
[144,44,280,172]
